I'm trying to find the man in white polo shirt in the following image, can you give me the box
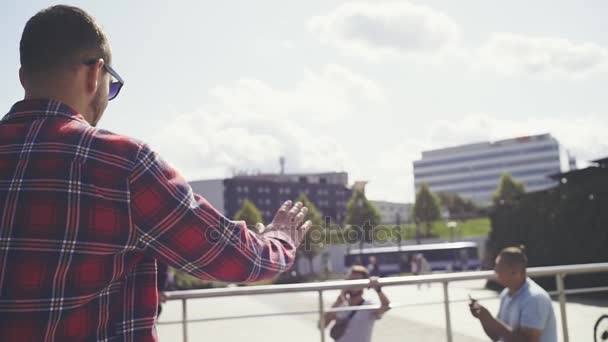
[469,246,557,342]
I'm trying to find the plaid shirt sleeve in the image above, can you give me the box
[129,144,296,282]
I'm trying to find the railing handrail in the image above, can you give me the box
[164,262,608,300]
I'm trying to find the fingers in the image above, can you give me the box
[255,223,266,234]
[292,206,308,227]
[294,220,312,245]
[274,201,307,229]
[287,201,303,221]
[273,201,293,223]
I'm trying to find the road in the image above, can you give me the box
[158,279,605,342]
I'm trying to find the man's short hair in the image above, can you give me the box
[20,5,110,74]
[349,265,369,279]
[498,245,528,269]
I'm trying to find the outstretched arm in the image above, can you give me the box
[129,144,311,283]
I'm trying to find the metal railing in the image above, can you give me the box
[160,262,608,342]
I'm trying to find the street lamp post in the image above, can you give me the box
[415,218,421,245]
[357,198,364,260]
[396,212,402,251]
[447,221,458,242]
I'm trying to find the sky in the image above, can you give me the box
[1,0,607,203]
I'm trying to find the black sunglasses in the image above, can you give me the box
[83,59,124,100]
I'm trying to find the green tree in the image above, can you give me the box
[493,173,526,206]
[233,199,263,230]
[413,183,441,238]
[345,189,382,250]
[295,193,324,275]
[437,192,477,219]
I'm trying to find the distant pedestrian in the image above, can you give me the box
[414,253,431,289]
[367,256,381,277]
[459,249,469,271]
[354,256,364,266]
[410,254,419,275]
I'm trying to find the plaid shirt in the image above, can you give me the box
[0,99,296,342]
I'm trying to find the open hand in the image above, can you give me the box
[257,201,312,247]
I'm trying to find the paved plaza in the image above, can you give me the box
[158,279,605,342]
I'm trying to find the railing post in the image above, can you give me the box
[318,290,326,342]
[442,282,453,342]
[182,298,189,342]
[319,290,325,342]
[556,274,569,342]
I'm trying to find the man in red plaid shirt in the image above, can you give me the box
[0,5,312,341]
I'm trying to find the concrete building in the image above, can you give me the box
[189,172,352,224]
[413,133,576,205]
[224,172,351,224]
[371,200,411,224]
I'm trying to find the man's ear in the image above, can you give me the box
[85,59,104,96]
[19,67,26,89]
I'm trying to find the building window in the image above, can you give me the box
[265,199,271,205]
[316,199,329,207]
[243,186,249,193]
[236,186,242,193]
[285,188,291,194]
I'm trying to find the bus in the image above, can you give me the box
[345,241,481,276]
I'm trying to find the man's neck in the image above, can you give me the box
[24,93,92,124]
[507,277,527,296]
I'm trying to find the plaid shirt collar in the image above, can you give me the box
[3,98,90,125]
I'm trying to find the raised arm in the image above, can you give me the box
[369,277,390,318]
[129,144,311,283]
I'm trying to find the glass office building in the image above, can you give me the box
[413,134,576,205]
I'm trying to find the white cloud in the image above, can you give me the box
[150,100,607,205]
[148,64,380,181]
[479,32,608,78]
[423,114,608,162]
[208,64,384,123]
[308,1,462,61]
[280,40,295,49]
